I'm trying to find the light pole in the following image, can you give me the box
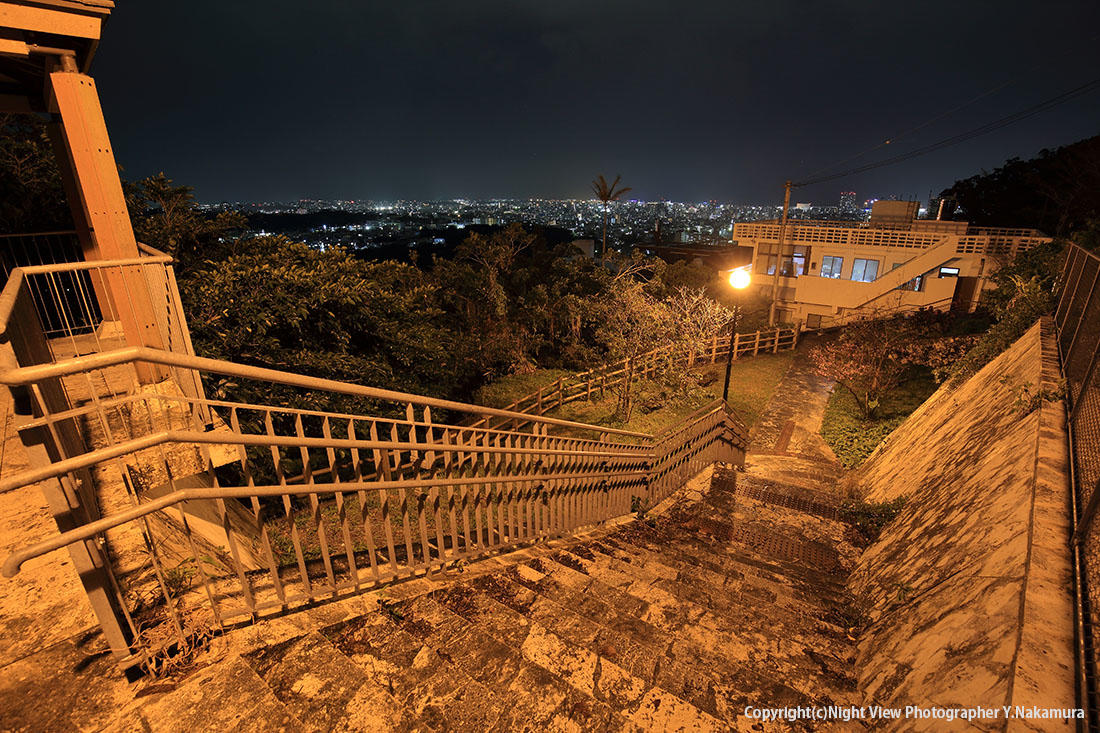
[722,266,752,404]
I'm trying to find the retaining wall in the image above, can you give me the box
[847,317,1076,730]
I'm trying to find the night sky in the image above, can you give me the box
[91,1,1100,206]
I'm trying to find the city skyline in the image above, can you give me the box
[92,1,1100,205]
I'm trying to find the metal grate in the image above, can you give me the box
[729,523,843,573]
[712,466,841,522]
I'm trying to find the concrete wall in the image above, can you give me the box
[847,318,1076,730]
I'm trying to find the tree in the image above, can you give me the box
[126,173,246,271]
[179,236,455,411]
[0,113,69,233]
[431,224,540,382]
[948,275,1056,386]
[666,287,734,369]
[809,316,929,419]
[591,174,631,257]
[595,279,673,421]
[937,135,1100,235]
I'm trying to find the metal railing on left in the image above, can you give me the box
[0,231,100,336]
[0,247,749,674]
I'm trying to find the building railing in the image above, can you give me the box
[0,249,748,673]
[733,220,1049,257]
[1054,243,1100,729]
[471,326,798,431]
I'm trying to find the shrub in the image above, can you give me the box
[840,497,907,544]
[948,276,1054,386]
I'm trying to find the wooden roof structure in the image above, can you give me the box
[0,0,113,111]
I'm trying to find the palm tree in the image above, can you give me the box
[591,174,631,257]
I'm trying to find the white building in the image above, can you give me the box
[733,202,1051,328]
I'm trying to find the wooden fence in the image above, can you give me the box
[474,325,799,431]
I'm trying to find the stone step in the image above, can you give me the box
[586,532,847,623]
[607,518,850,609]
[538,550,850,671]
[558,544,856,670]
[243,630,411,732]
[662,493,852,575]
[489,557,735,720]
[563,541,838,638]
[330,585,648,730]
[462,568,665,686]
[126,655,306,733]
[427,580,726,730]
[516,553,857,713]
[315,598,516,731]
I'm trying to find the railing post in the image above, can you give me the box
[732,332,740,361]
[754,330,761,356]
[773,327,780,353]
[557,377,565,408]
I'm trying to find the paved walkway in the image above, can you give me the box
[743,334,847,499]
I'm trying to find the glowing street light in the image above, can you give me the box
[728,265,752,290]
[722,266,752,404]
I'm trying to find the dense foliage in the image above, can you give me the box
[0,114,69,233]
[808,312,973,419]
[179,237,452,404]
[820,368,938,468]
[937,134,1100,236]
[948,275,1057,386]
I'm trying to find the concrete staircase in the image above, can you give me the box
[116,467,861,732]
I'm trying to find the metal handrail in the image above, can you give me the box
[1,468,657,578]
[0,345,654,439]
[0,427,653,496]
[2,403,744,579]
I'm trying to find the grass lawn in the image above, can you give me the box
[501,351,795,438]
[473,368,574,408]
[820,366,940,469]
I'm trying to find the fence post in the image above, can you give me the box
[557,377,565,407]
[732,332,740,360]
[586,373,592,401]
[536,387,543,414]
[711,336,718,363]
[754,330,761,356]
[773,327,780,353]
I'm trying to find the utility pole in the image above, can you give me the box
[769,180,793,325]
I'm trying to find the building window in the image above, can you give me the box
[779,253,805,277]
[821,255,843,278]
[761,255,777,275]
[938,266,960,278]
[898,275,924,292]
[851,258,879,282]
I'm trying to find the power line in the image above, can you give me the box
[798,80,1019,183]
[795,75,1100,187]
[797,32,1100,185]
